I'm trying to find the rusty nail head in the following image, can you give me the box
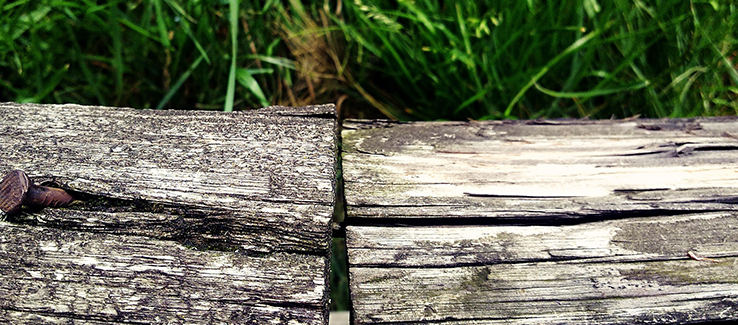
[0,170,74,216]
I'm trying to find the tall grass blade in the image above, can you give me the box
[178,20,211,64]
[8,5,50,40]
[118,17,169,46]
[111,7,124,104]
[161,0,195,23]
[152,0,171,48]
[224,0,239,112]
[246,55,297,70]
[156,54,206,110]
[18,64,68,103]
[504,28,603,117]
[534,80,649,98]
[690,1,738,86]
[236,68,272,108]
[455,87,491,114]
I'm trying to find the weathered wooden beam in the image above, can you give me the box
[342,118,738,221]
[342,118,738,324]
[0,103,337,324]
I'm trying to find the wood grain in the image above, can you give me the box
[342,118,738,222]
[343,118,738,324]
[0,103,336,324]
[1,103,337,253]
[348,212,738,267]
[348,213,738,323]
[350,258,738,324]
[0,223,327,324]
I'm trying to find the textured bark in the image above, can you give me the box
[0,103,336,324]
[343,117,738,324]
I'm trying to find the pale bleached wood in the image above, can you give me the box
[343,118,738,324]
[342,118,738,221]
[0,103,336,324]
[348,212,738,267]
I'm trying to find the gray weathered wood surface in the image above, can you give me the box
[342,118,738,324]
[0,102,336,324]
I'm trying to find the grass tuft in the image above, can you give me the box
[0,0,735,118]
[332,0,737,119]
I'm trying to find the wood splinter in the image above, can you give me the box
[687,250,721,263]
[0,170,74,216]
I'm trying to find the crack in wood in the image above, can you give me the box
[351,252,738,269]
[346,208,731,227]
[0,307,152,325]
[463,192,582,198]
[676,143,738,156]
[0,182,332,255]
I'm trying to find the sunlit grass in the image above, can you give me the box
[0,0,735,118]
[334,0,737,120]
[0,0,306,110]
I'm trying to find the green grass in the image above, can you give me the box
[336,0,738,120]
[0,0,307,110]
[1,0,735,119]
